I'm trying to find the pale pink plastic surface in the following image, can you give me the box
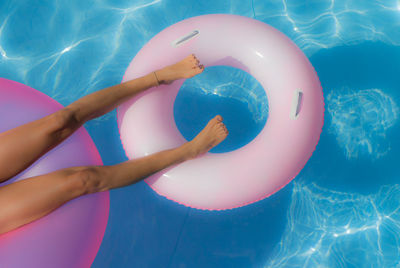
[118,14,324,210]
[0,78,109,268]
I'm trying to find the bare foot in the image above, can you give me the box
[186,115,228,159]
[155,54,204,85]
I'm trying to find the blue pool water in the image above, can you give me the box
[1,0,400,267]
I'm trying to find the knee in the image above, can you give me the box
[69,167,108,195]
[47,108,79,139]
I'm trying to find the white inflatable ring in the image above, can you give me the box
[118,14,324,210]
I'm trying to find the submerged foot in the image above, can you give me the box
[155,54,204,85]
[187,115,228,159]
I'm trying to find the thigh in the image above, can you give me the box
[0,167,85,234]
[0,109,78,183]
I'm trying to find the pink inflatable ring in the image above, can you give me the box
[118,14,324,210]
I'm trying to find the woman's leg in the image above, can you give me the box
[0,116,227,235]
[0,54,204,183]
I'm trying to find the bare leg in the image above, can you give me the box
[0,116,227,235]
[0,54,204,183]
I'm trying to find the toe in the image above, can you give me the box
[195,65,204,72]
[196,66,204,74]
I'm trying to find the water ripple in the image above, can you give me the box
[183,67,268,123]
[266,181,400,268]
[327,88,398,160]
[254,0,400,56]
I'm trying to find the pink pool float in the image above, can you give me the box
[0,78,109,268]
[118,14,324,210]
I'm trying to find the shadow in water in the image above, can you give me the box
[169,184,293,268]
[303,41,400,194]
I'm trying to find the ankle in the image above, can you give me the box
[153,70,168,85]
[180,142,198,161]
[153,71,161,86]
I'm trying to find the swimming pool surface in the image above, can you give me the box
[1,0,400,267]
